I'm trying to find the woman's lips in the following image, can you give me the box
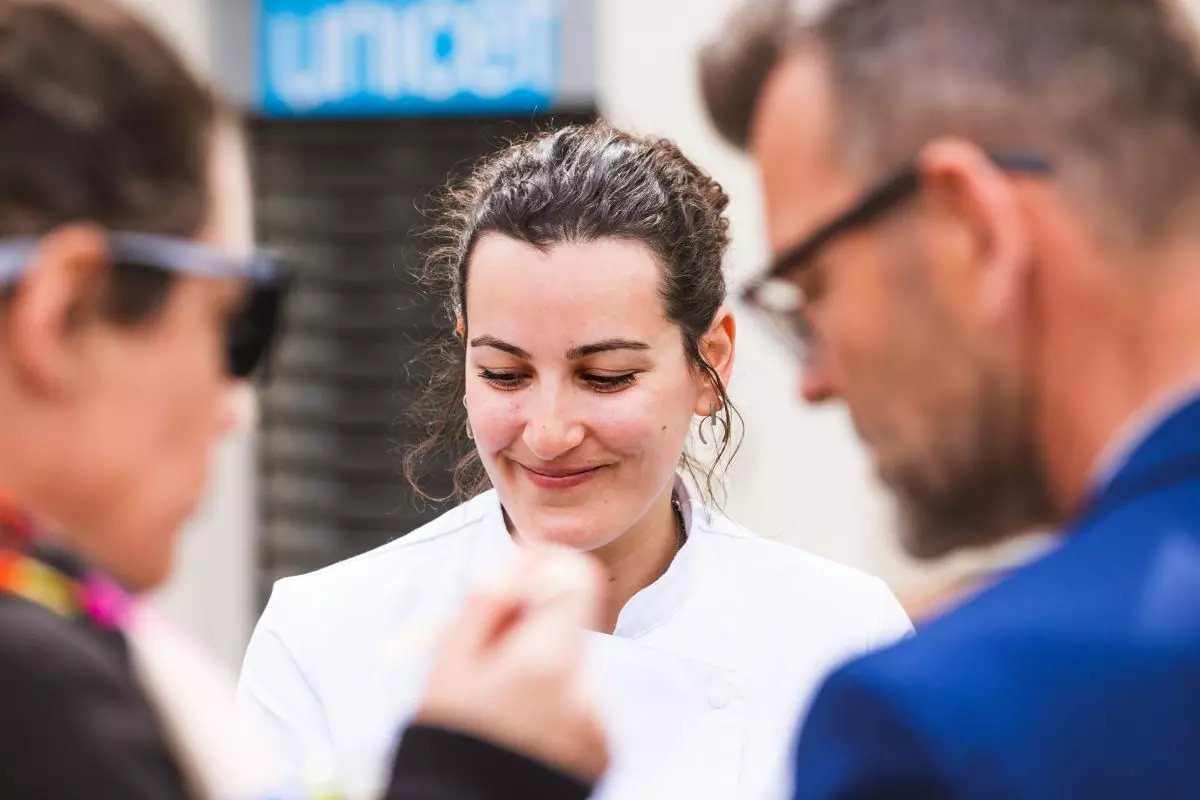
[518,463,607,490]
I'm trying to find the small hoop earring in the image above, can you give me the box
[698,401,727,446]
[463,396,474,441]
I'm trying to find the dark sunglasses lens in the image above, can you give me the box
[227,282,285,379]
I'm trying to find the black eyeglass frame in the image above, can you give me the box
[739,150,1054,358]
[0,231,289,379]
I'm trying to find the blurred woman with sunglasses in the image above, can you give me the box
[240,123,915,800]
[0,1,608,798]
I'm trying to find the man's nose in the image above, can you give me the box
[220,382,258,436]
[798,354,836,404]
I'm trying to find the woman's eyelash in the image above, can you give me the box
[585,373,636,389]
[478,369,523,386]
[475,370,638,391]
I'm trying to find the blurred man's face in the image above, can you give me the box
[0,122,253,591]
[749,50,1055,558]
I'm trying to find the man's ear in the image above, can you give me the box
[694,305,737,414]
[5,224,110,397]
[918,137,1034,328]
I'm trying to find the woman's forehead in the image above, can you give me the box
[465,236,677,351]
[467,235,664,304]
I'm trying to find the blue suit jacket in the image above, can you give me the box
[792,395,1200,799]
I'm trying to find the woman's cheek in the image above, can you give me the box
[582,392,683,456]
[471,397,525,450]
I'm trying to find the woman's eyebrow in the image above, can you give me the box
[469,335,532,360]
[566,339,651,359]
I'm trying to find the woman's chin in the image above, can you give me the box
[509,517,616,553]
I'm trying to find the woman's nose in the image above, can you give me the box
[522,392,585,461]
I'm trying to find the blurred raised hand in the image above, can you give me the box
[415,549,609,784]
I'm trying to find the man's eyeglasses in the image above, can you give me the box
[0,231,289,380]
[739,151,1054,362]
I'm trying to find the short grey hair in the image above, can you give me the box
[699,0,1200,238]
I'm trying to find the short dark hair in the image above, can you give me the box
[0,0,220,321]
[404,123,741,505]
[700,0,1200,238]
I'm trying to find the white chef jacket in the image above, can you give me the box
[237,482,912,799]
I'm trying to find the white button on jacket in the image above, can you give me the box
[237,483,912,799]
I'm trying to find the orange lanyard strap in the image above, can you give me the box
[0,507,134,629]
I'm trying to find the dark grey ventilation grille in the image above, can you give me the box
[250,113,595,606]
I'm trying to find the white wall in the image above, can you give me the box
[120,0,259,670]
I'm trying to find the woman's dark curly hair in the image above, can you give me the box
[404,122,742,506]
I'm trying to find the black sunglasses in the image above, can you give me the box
[740,151,1054,361]
[0,231,289,380]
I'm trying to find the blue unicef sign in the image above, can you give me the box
[260,0,562,117]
